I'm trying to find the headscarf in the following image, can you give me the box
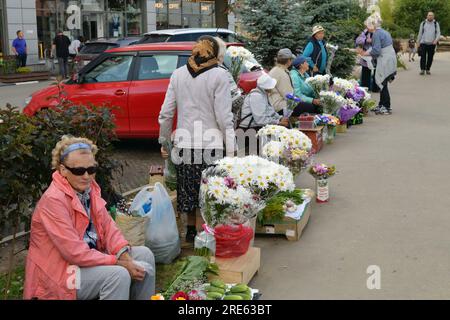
[187,36,219,78]
[365,12,383,29]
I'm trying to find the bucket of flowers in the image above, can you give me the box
[200,156,296,257]
[315,114,339,144]
[257,125,313,176]
[308,163,336,203]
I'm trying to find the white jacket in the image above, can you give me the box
[158,65,235,156]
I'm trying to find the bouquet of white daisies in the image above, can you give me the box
[305,74,331,96]
[319,91,347,115]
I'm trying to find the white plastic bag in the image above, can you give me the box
[145,182,180,264]
[129,186,153,217]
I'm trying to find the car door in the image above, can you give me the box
[127,52,190,138]
[70,54,135,137]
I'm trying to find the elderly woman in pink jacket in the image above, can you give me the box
[24,135,155,300]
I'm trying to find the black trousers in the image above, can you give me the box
[16,53,27,67]
[379,77,392,110]
[420,44,436,71]
[360,66,371,89]
[292,101,319,116]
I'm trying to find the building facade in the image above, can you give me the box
[1,0,218,65]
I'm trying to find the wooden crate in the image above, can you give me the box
[209,247,261,285]
[255,202,312,241]
[299,126,324,154]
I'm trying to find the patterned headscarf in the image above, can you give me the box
[187,36,219,78]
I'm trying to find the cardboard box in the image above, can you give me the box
[299,126,324,154]
[209,247,261,285]
[255,202,312,241]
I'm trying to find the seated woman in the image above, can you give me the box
[290,55,321,115]
[24,136,155,300]
[238,73,289,131]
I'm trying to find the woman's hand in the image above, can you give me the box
[313,65,319,73]
[160,147,169,160]
[117,259,146,281]
[313,99,321,106]
[279,117,290,127]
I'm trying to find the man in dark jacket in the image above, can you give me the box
[52,31,71,78]
[303,25,328,75]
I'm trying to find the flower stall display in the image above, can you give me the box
[319,91,346,115]
[305,74,331,96]
[257,125,313,176]
[226,46,255,83]
[309,164,336,203]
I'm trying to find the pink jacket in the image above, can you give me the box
[24,171,128,300]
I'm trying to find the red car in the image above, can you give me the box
[23,42,263,139]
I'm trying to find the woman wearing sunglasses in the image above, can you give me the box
[24,135,155,300]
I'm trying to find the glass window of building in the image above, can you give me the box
[155,0,216,31]
[168,0,182,29]
[35,0,144,59]
[126,0,142,36]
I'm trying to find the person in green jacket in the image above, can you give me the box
[289,55,321,115]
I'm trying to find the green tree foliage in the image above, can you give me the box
[379,0,394,24]
[304,0,367,77]
[393,0,450,36]
[239,0,312,67]
[239,0,368,77]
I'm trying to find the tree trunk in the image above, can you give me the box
[215,0,229,29]
[4,219,18,300]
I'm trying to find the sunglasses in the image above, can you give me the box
[63,165,98,176]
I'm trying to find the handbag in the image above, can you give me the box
[417,44,424,57]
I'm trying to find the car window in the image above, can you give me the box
[80,43,119,54]
[139,34,170,44]
[178,55,189,68]
[84,55,133,83]
[137,55,179,80]
[169,34,194,42]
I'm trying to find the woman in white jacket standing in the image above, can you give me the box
[158,36,235,242]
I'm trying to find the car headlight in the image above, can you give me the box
[24,96,32,106]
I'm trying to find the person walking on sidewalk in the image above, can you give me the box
[417,12,441,75]
[12,30,27,68]
[52,31,71,79]
[357,13,397,115]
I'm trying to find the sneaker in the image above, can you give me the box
[426,71,431,75]
[420,70,425,75]
[378,106,392,115]
[372,105,382,114]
